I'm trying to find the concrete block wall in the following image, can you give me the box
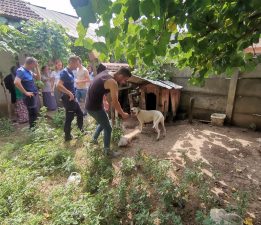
[172,65,261,130]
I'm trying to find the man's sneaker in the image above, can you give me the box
[104,149,121,158]
[108,151,121,158]
[64,135,73,142]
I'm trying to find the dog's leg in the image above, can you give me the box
[155,124,161,140]
[161,117,166,137]
[138,120,144,132]
[153,119,161,140]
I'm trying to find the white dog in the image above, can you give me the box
[130,107,166,140]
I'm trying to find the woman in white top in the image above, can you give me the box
[75,58,90,103]
[41,65,57,111]
[51,59,63,107]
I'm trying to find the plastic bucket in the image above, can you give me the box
[211,113,226,126]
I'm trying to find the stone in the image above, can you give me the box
[210,208,243,225]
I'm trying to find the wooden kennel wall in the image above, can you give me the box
[128,75,183,120]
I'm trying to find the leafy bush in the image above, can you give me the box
[20,142,75,175]
[0,168,42,223]
[15,108,76,175]
[133,57,174,81]
[48,186,99,225]
[111,118,123,143]
[52,108,65,128]
[195,211,217,225]
[0,117,14,136]
[84,147,114,193]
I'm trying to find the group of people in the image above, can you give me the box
[41,58,94,112]
[5,56,132,157]
[4,57,94,124]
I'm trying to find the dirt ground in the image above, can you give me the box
[1,117,260,224]
[120,117,261,224]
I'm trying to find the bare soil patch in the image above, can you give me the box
[120,118,261,224]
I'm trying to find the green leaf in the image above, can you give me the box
[93,42,108,54]
[83,38,94,50]
[113,9,125,26]
[140,0,154,17]
[96,25,110,37]
[180,37,194,53]
[75,5,96,27]
[125,0,140,21]
[91,0,111,14]
[70,0,89,8]
[111,2,122,14]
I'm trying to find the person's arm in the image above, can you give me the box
[57,80,74,101]
[103,95,110,112]
[50,71,56,92]
[14,77,34,97]
[84,70,91,83]
[105,79,128,119]
[33,63,41,80]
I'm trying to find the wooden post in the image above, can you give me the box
[226,72,239,123]
[140,89,146,109]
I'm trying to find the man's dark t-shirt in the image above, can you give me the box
[86,70,112,111]
[60,68,75,96]
[16,67,38,94]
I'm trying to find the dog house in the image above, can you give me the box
[127,75,183,120]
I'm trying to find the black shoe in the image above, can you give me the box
[65,134,73,142]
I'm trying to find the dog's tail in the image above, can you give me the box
[152,115,163,129]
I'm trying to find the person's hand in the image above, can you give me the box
[121,112,129,119]
[68,92,74,101]
[25,92,34,97]
[51,92,54,96]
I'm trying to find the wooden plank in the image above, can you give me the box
[140,89,146,109]
[226,72,239,123]
[119,85,132,91]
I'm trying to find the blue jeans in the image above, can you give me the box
[88,110,112,152]
[76,89,87,103]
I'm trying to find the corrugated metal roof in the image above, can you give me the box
[128,75,183,90]
[103,63,129,73]
[27,4,103,42]
[0,0,41,20]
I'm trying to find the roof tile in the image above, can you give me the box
[0,0,41,20]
